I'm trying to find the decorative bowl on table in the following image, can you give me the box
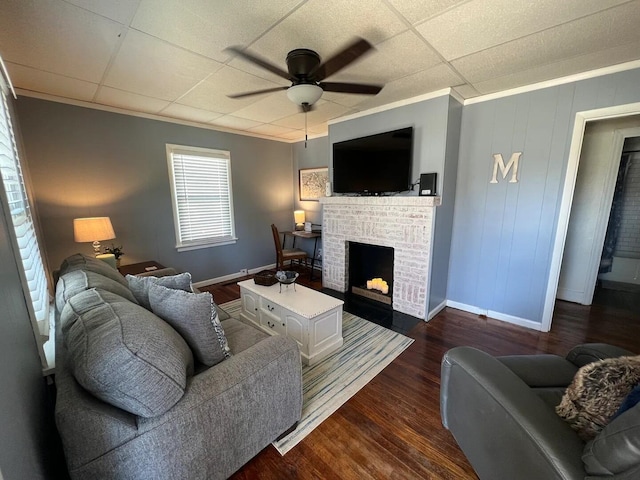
[275,271,299,292]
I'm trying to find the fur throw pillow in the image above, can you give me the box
[556,355,640,441]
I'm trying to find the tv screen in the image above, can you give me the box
[332,127,413,195]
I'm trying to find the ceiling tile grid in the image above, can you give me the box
[1,0,639,141]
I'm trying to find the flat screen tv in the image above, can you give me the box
[332,127,413,195]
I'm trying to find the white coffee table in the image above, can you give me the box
[238,279,344,365]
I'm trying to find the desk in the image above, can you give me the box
[284,230,322,280]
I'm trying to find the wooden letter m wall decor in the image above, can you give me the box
[490,152,521,183]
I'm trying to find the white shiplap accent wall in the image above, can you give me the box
[320,196,440,319]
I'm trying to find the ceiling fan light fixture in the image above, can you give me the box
[287,84,323,106]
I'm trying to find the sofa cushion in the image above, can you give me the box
[61,288,194,417]
[149,283,231,367]
[59,253,128,287]
[582,404,640,476]
[56,269,138,313]
[126,272,192,310]
[556,355,640,440]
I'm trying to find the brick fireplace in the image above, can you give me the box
[320,196,440,319]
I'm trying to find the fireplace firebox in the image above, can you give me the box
[348,242,394,308]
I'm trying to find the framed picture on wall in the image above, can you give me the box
[299,167,329,201]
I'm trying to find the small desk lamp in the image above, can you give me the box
[294,210,305,231]
[74,217,116,255]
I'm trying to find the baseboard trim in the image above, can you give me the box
[427,300,447,321]
[192,263,276,289]
[445,300,543,331]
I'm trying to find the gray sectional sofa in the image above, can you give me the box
[54,254,302,479]
[440,344,640,480]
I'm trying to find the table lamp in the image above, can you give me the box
[74,217,116,255]
[294,210,305,231]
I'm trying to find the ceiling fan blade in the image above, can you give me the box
[225,46,292,81]
[227,86,288,99]
[320,82,382,95]
[312,38,374,81]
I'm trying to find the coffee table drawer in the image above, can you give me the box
[260,297,282,318]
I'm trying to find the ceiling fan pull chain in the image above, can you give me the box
[304,108,308,148]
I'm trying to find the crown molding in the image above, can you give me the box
[13,89,309,144]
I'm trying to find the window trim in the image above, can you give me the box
[166,144,237,252]
[0,68,50,370]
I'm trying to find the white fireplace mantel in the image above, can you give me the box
[320,195,441,319]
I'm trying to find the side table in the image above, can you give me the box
[118,261,166,276]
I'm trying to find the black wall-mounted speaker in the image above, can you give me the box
[419,173,437,196]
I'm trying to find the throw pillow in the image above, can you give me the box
[61,288,194,417]
[126,272,192,310]
[59,253,128,287]
[556,355,640,440]
[56,269,138,313]
[148,283,231,366]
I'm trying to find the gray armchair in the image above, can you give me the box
[440,344,639,480]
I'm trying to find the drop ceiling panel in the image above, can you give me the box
[104,30,222,101]
[178,66,283,113]
[453,2,640,84]
[6,62,98,102]
[248,123,296,137]
[65,0,142,25]
[131,0,303,62]
[159,103,223,123]
[417,0,632,61]
[2,0,640,141]
[359,63,463,109]
[329,30,442,85]
[273,101,353,129]
[472,40,640,95]
[246,0,408,71]
[209,115,263,130]
[0,0,123,83]
[386,0,469,25]
[95,86,171,113]
[231,92,302,123]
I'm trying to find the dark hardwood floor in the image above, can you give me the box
[200,267,640,480]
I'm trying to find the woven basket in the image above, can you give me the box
[254,270,277,286]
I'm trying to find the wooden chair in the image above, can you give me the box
[271,224,308,271]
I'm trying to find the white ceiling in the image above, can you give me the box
[1,0,640,142]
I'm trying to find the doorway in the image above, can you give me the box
[557,120,640,306]
[543,102,640,332]
[594,137,640,312]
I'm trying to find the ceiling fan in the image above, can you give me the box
[226,38,383,112]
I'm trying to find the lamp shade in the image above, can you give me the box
[286,84,323,106]
[294,210,306,224]
[73,217,116,243]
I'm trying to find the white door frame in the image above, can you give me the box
[542,102,640,332]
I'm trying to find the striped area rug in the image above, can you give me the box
[220,299,414,455]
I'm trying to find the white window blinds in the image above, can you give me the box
[166,145,236,251]
[0,83,50,346]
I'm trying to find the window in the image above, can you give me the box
[166,144,236,251]
[0,66,50,365]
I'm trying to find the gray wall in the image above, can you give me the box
[0,109,53,478]
[429,96,462,315]
[291,136,329,259]
[447,67,640,324]
[15,98,294,282]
